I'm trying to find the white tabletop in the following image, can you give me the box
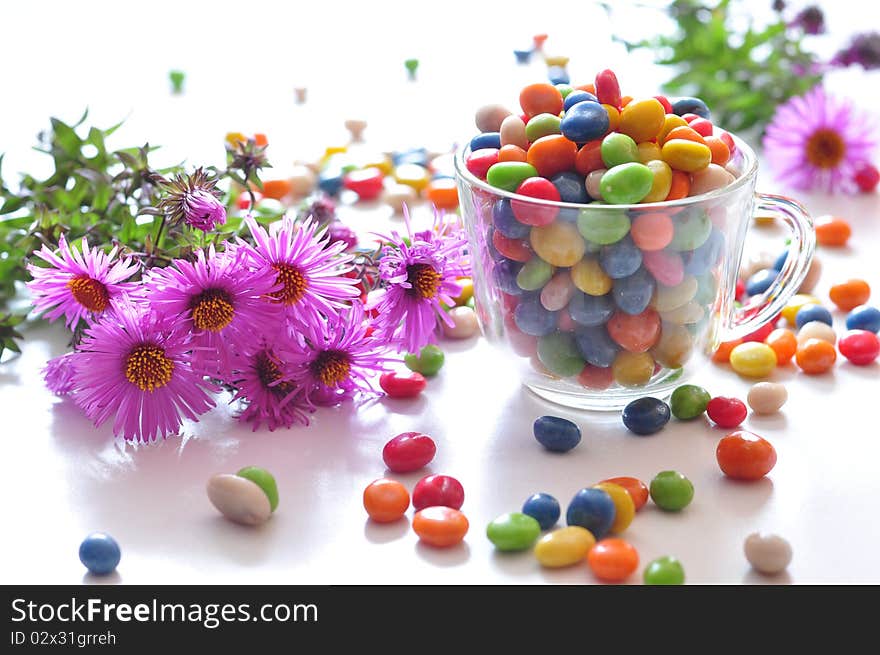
[2,0,879,585]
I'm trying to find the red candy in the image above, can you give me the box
[595,69,621,108]
[654,95,673,113]
[512,176,561,226]
[379,371,427,398]
[574,140,605,175]
[599,476,649,510]
[578,364,614,389]
[681,113,700,124]
[382,432,437,473]
[412,474,464,511]
[343,167,384,200]
[716,430,777,480]
[854,162,879,192]
[607,309,661,353]
[838,330,880,365]
[719,130,736,153]
[707,396,748,428]
[689,118,714,136]
[465,148,500,179]
[492,229,533,262]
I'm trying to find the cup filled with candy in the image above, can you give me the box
[454,70,816,410]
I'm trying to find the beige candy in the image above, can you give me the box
[289,165,317,198]
[798,255,822,294]
[797,321,836,345]
[344,119,368,142]
[652,276,698,312]
[499,115,528,149]
[294,87,307,104]
[744,532,792,575]
[690,164,735,196]
[585,169,606,200]
[383,184,418,214]
[661,300,704,325]
[442,306,480,339]
[207,474,272,526]
[747,382,788,415]
[475,103,512,134]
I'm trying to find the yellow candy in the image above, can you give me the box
[319,145,348,166]
[544,55,570,67]
[393,163,430,192]
[612,351,655,387]
[530,222,586,267]
[642,160,673,203]
[658,114,688,143]
[570,258,612,296]
[651,323,694,369]
[534,526,596,568]
[594,482,635,534]
[652,275,698,312]
[225,131,247,146]
[638,142,662,164]
[618,98,666,143]
[602,104,620,132]
[453,278,474,306]
[781,294,820,325]
[661,139,712,173]
[729,342,778,378]
[362,154,393,175]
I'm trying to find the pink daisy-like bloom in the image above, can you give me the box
[230,333,311,431]
[144,246,280,379]
[370,209,470,353]
[287,302,390,408]
[183,189,227,232]
[26,235,139,329]
[763,86,878,194]
[43,353,77,396]
[71,299,216,442]
[232,216,359,332]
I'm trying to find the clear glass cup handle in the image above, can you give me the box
[723,193,816,341]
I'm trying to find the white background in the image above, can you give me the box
[1,1,879,584]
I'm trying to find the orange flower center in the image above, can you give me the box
[272,263,308,305]
[255,350,293,398]
[124,345,174,392]
[805,128,846,169]
[310,350,351,387]
[66,275,109,312]
[406,264,442,300]
[190,288,235,332]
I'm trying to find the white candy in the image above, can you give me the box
[797,321,836,345]
[442,306,480,339]
[744,532,792,575]
[207,474,272,526]
[747,382,788,415]
[474,104,512,134]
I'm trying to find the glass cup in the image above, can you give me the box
[454,134,815,410]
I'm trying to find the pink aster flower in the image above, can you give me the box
[287,302,390,408]
[71,299,216,442]
[26,235,139,329]
[156,167,226,232]
[232,215,359,331]
[43,353,77,396]
[370,209,469,353]
[183,190,227,232]
[144,246,280,379]
[763,86,878,194]
[230,334,311,431]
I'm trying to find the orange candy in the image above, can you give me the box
[260,179,293,200]
[815,215,851,247]
[598,476,649,510]
[765,328,798,365]
[705,135,731,165]
[498,144,528,163]
[527,135,578,179]
[712,338,743,363]
[587,538,639,582]
[665,171,691,201]
[663,126,707,145]
[519,83,564,118]
[575,140,605,175]
[575,83,597,94]
[631,212,674,251]
[424,178,459,210]
[412,506,469,547]
[254,133,269,147]
[795,338,837,374]
[363,479,410,523]
[829,279,870,311]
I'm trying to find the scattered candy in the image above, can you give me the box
[404,58,419,80]
[412,507,469,547]
[795,303,832,329]
[236,466,279,512]
[566,487,616,540]
[79,533,121,576]
[669,384,711,420]
[598,476,649,510]
[168,70,185,94]
[649,470,694,511]
[846,305,880,333]
[764,328,798,365]
[533,415,581,452]
[795,338,837,374]
[412,474,464,511]
[534,526,596,568]
[382,432,437,473]
[486,512,542,551]
[404,344,445,376]
[716,431,777,480]
[593,482,635,533]
[363,479,410,523]
[744,532,792,575]
[747,382,788,415]
[622,397,671,435]
[344,119,368,142]
[829,279,870,311]
[587,538,639,582]
[442,306,480,339]
[706,396,748,429]
[207,473,273,526]
[796,321,836,345]
[814,215,851,247]
[380,371,427,399]
[729,342,778,378]
[643,555,685,585]
[522,493,561,530]
[838,330,880,365]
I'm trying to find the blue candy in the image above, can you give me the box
[513,49,533,64]
[318,169,344,196]
[671,97,711,119]
[492,257,524,295]
[795,303,833,329]
[682,227,724,276]
[574,325,619,367]
[568,291,614,326]
[622,397,671,435]
[392,148,429,167]
[470,132,502,151]
[613,268,656,315]
[566,488,615,539]
[492,199,531,239]
[600,236,643,279]
[548,66,570,85]
[563,90,598,112]
[533,415,581,453]
[846,305,880,333]
[774,250,789,272]
[522,493,561,530]
[514,294,558,336]
[560,101,610,143]
[79,532,121,576]
[745,268,779,296]
[551,172,590,204]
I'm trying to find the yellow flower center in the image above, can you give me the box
[190,288,235,332]
[124,345,174,392]
[407,264,442,300]
[66,275,109,312]
[255,350,293,398]
[805,128,846,169]
[310,350,351,387]
[271,263,308,305]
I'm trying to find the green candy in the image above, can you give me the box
[601,133,639,168]
[555,83,574,98]
[670,209,712,250]
[537,332,585,377]
[649,470,694,512]
[236,466,279,512]
[517,257,554,291]
[486,162,539,192]
[168,70,185,94]
[466,296,476,309]
[404,58,419,77]
[577,207,631,245]
[599,163,654,205]
[525,113,562,141]
[669,384,711,419]
[694,273,717,307]
[404,344,445,376]
[643,556,686,585]
[486,512,542,552]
